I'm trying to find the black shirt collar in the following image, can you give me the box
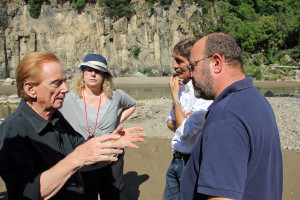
[18,99,61,134]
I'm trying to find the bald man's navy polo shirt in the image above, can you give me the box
[180,77,283,200]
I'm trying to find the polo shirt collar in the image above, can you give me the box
[19,99,61,134]
[207,76,253,112]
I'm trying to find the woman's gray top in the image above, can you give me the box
[59,89,136,139]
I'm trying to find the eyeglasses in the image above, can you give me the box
[187,56,212,72]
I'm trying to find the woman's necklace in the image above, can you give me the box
[82,90,102,140]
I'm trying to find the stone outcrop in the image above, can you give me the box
[0,0,200,78]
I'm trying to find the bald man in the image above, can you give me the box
[180,33,282,200]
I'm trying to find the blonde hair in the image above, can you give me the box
[71,70,113,98]
[16,52,60,100]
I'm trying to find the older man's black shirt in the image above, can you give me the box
[0,99,85,199]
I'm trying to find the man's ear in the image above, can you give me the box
[23,82,37,99]
[211,54,223,74]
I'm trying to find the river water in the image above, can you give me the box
[0,85,299,119]
[121,85,300,100]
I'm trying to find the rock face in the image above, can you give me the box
[0,0,199,78]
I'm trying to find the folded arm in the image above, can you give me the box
[178,109,207,140]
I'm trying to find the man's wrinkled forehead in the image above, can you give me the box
[40,61,66,78]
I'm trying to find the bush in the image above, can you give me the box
[139,68,154,76]
[98,0,105,6]
[289,45,300,63]
[252,53,263,66]
[269,75,279,81]
[264,55,276,65]
[267,68,281,74]
[253,68,263,80]
[244,64,263,80]
[142,1,155,11]
[28,0,42,18]
[279,56,288,65]
[72,0,86,10]
[129,45,141,59]
[244,65,255,77]
[132,45,141,59]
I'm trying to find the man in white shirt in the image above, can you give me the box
[163,38,212,200]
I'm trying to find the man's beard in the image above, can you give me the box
[192,64,214,100]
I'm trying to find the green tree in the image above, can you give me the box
[28,0,42,18]
[236,3,257,21]
[100,0,134,19]
[193,0,299,65]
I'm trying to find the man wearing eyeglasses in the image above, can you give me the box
[180,33,283,200]
[163,38,212,200]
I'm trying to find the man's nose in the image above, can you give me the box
[173,60,178,69]
[61,82,69,93]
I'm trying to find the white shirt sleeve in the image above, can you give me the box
[192,98,213,112]
[180,109,208,140]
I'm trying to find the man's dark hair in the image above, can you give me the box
[173,38,198,60]
[205,33,243,70]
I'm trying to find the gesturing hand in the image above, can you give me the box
[112,125,147,149]
[72,134,124,167]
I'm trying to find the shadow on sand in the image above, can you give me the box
[120,171,149,200]
[0,191,7,199]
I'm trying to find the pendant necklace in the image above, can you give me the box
[82,90,102,140]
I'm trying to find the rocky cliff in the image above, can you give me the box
[0,0,201,78]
